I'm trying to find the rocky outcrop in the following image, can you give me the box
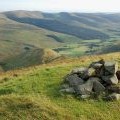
[60,59,120,101]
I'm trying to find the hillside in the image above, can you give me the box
[0,11,120,70]
[0,52,120,120]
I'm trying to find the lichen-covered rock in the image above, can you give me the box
[104,61,118,75]
[106,93,120,101]
[102,75,118,85]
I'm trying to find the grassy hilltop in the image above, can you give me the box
[0,52,120,120]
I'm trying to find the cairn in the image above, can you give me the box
[60,59,120,101]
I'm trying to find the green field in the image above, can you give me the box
[0,53,120,120]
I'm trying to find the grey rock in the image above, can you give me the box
[71,67,88,74]
[75,77,105,95]
[65,74,84,87]
[90,63,103,69]
[106,93,120,101]
[102,75,118,85]
[104,61,118,75]
[87,77,105,94]
[75,79,94,95]
[89,61,104,77]
[93,80,105,94]
[71,67,89,80]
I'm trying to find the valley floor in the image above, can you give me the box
[0,52,120,120]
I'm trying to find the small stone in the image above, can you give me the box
[102,75,118,85]
[106,93,120,101]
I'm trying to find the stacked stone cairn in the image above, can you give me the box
[60,59,120,101]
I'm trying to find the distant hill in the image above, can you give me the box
[0,11,120,70]
[0,47,60,71]
[4,11,110,40]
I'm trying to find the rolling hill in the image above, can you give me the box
[0,10,120,70]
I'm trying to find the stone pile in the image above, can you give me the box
[60,59,120,101]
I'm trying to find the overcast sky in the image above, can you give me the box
[0,0,120,12]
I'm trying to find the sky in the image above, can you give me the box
[0,0,120,13]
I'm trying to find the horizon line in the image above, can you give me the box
[1,9,120,14]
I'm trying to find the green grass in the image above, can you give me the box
[0,53,120,120]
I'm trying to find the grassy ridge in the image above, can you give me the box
[0,52,120,120]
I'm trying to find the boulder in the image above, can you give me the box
[64,74,84,87]
[75,79,94,95]
[71,67,89,80]
[106,93,120,101]
[102,75,118,85]
[104,61,118,75]
[88,77,105,94]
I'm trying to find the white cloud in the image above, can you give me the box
[0,0,120,12]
